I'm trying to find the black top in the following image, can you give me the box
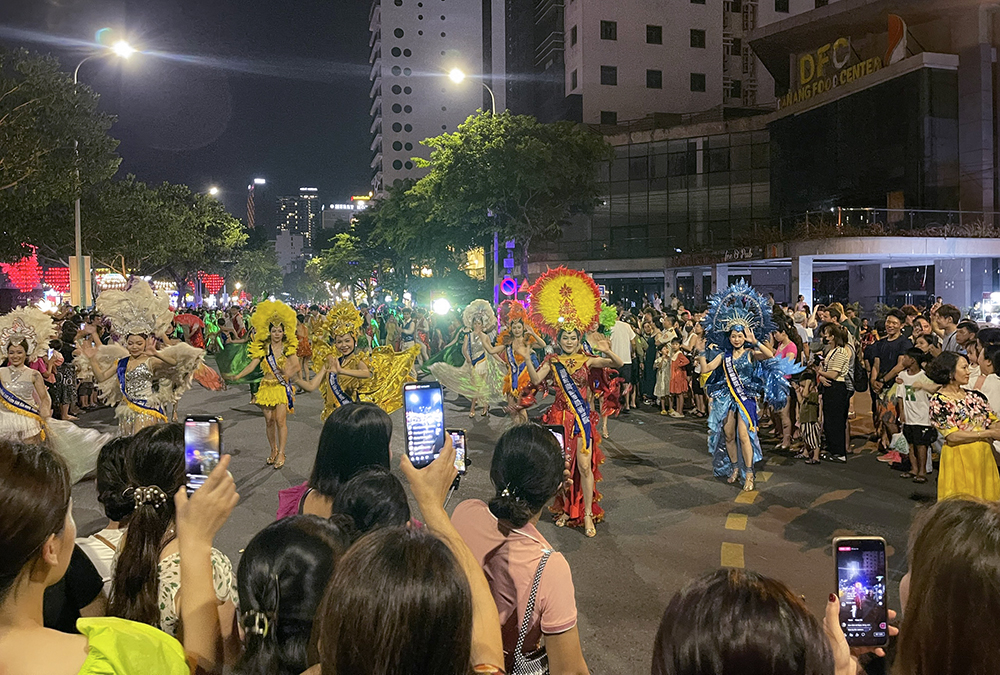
[43,544,104,633]
[865,335,913,380]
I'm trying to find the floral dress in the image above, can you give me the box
[929,390,1000,501]
[156,548,238,637]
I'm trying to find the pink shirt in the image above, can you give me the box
[452,500,577,669]
[776,341,798,361]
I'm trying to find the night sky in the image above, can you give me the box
[0,0,374,223]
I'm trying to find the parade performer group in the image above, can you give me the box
[0,307,108,483]
[478,300,542,424]
[81,283,206,436]
[697,281,801,491]
[519,267,624,537]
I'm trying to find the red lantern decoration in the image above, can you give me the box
[197,272,225,295]
[1,247,42,293]
[43,267,71,293]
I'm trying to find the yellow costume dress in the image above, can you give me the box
[247,300,299,411]
[929,389,1000,501]
[319,350,369,420]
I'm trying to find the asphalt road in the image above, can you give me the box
[70,374,926,674]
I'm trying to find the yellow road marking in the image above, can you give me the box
[720,542,745,567]
[758,471,773,482]
[734,490,759,504]
[725,513,748,530]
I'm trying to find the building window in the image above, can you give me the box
[775,0,789,11]
[600,65,618,85]
[690,73,706,92]
[691,0,706,4]
[571,25,577,45]
[600,111,617,125]
[647,25,663,44]
[646,69,662,89]
[690,29,706,48]
[600,20,617,40]
[816,0,828,6]
[571,69,578,90]
[728,79,742,98]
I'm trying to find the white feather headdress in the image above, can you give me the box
[96,281,172,339]
[463,299,497,331]
[0,307,56,360]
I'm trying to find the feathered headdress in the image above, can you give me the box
[96,282,172,339]
[463,299,497,331]
[528,267,602,338]
[497,300,538,345]
[599,303,617,335]
[248,300,299,359]
[702,279,776,348]
[0,307,56,360]
[325,301,364,339]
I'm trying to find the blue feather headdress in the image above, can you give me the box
[702,280,776,349]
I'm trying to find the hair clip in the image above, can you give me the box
[244,610,271,638]
[133,485,168,508]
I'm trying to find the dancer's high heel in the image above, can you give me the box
[266,450,278,466]
[274,452,285,469]
[727,467,740,484]
[583,511,597,538]
[743,471,756,492]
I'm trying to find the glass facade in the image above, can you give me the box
[770,69,959,215]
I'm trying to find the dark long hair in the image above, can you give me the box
[332,466,410,535]
[0,442,71,603]
[311,403,392,499]
[651,568,834,675]
[317,527,472,675]
[896,499,1000,675]
[236,516,353,675]
[488,424,564,528]
[107,424,185,626]
[96,436,135,523]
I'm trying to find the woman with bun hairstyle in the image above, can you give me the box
[452,424,589,675]
[235,516,353,675]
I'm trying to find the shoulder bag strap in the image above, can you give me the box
[93,533,117,552]
[513,549,552,665]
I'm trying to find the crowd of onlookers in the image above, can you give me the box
[1,401,998,674]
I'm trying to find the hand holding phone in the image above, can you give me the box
[833,536,888,648]
[447,428,467,475]
[403,381,445,468]
[185,415,223,494]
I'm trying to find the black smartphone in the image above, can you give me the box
[545,424,566,453]
[447,428,467,475]
[403,381,445,468]
[185,415,223,494]
[834,536,889,647]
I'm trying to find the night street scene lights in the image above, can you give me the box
[446,68,495,115]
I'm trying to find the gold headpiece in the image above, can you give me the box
[325,301,365,339]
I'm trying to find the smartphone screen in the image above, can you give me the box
[404,381,445,468]
[834,537,888,647]
[447,428,467,475]
[545,425,566,453]
[185,416,222,493]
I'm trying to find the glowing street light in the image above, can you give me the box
[445,68,495,114]
[433,298,452,316]
[111,40,136,58]
[253,178,266,185]
[234,282,242,290]
[448,68,465,83]
[208,186,220,196]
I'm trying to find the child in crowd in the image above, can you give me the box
[793,370,822,464]
[896,348,935,483]
[669,337,689,418]
[654,343,672,416]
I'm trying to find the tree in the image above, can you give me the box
[232,247,282,300]
[411,112,612,275]
[307,233,379,304]
[0,49,120,260]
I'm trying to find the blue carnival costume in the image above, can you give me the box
[702,281,802,481]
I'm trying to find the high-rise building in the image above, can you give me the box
[369,0,507,193]
[277,188,321,247]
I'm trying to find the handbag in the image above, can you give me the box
[511,549,553,675]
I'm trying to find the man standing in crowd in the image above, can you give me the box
[867,309,913,451]
[900,304,919,339]
[936,304,962,353]
[611,315,637,413]
[956,320,979,354]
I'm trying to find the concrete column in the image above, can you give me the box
[790,255,814,309]
[712,264,730,293]
[935,258,973,309]
[956,36,995,211]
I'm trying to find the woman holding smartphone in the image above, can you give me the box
[519,268,623,538]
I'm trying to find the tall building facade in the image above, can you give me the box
[277,188,321,247]
[369,0,507,193]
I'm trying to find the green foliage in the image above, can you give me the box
[411,112,612,262]
[0,49,121,260]
[232,247,282,299]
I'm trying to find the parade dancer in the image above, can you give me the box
[224,300,326,468]
[82,283,204,435]
[519,268,623,537]
[428,300,504,418]
[478,300,542,424]
[0,307,108,482]
[697,281,800,491]
[314,301,372,420]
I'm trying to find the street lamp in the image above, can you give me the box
[208,186,220,196]
[73,39,136,308]
[446,68,496,115]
